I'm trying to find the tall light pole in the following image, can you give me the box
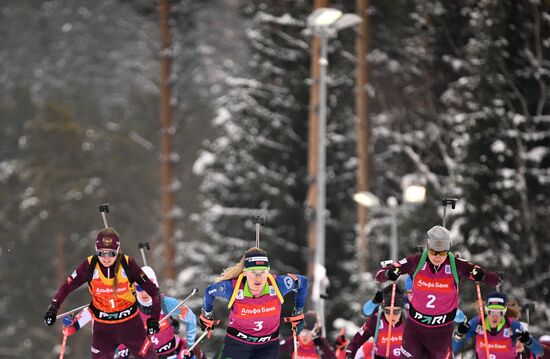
[307,8,362,327]
[353,185,426,261]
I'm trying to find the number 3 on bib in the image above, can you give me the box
[252,321,263,331]
[426,294,436,308]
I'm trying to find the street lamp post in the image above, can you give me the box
[307,8,362,328]
[353,186,426,261]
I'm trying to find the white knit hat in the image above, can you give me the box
[426,226,451,251]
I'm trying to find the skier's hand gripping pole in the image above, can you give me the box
[284,311,305,359]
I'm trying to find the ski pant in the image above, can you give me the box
[216,335,279,359]
[91,314,158,359]
[399,319,453,359]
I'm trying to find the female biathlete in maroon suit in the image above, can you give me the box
[375,226,502,359]
[199,247,309,359]
[345,285,407,359]
[43,227,161,359]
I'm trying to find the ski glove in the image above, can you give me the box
[386,266,402,281]
[181,349,195,359]
[518,331,532,345]
[470,266,485,281]
[456,321,470,336]
[146,318,160,335]
[198,309,215,331]
[373,290,383,304]
[62,315,79,336]
[284,309,305,335]
[335,331,348,349]
[44,305,57,326]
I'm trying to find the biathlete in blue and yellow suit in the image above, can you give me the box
[199,247,309,359]
[43,227,161,359]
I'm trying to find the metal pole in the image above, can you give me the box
[314,30,328,323]
[390,206,398,261]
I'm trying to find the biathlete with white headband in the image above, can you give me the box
[199,247,309,359]
[43,227,161,358]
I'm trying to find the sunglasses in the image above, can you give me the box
[486,308,506,316]
[135,285,144,292]
[97,250,118,258]
[428,248,448,256]
[383,308,403,315]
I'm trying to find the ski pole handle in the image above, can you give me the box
[56,304,89,320]
[99,203,110,228]
[160,288,199,323]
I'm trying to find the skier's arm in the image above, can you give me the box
[127,257,161,320]
[452,317,478,353]
[202,280,235,312]
[276,274,308,311]
[362,291,383,317]
[163,296,198,347]
[345,317,376,358]
[50,259,91,310]
[511,321,544,356]
[374,255,420,283]
[314,336,337,359]
[455,258,502,286]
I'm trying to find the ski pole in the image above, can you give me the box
[385,282,397,358]
[441,197,458,228]
[159,288,199,323]
[99,203,110,228]
[284,312,304,359]
[254,216,265,248]
[475,282,491,359]
[59,332,68,359]
[138,242,150,266]
[187,316,222,351]
[56,304,89,319]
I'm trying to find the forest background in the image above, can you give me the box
[1,0,550,357]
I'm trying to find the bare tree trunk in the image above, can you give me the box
[160,0,175,282]
[355,0,370,272]
[306,0,330,296]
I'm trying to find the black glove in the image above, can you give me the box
[386,266,402,281]
[284,309,305,335]
[198,308,215,331]
[313,336,323,346]
[457,321,470,336]
[44,305,57,326]
[518,331,532,345]
[470,267,485,281]
[146,318,160,335]
[335,331,348,349]
[373,290,383,304]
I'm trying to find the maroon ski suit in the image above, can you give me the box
[375,253,501,359]
[49,255,161,359]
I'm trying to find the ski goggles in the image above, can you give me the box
[485,307,506,316]
[428,248,449,256]
[96,250,118,258]
[383,308,403,315]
